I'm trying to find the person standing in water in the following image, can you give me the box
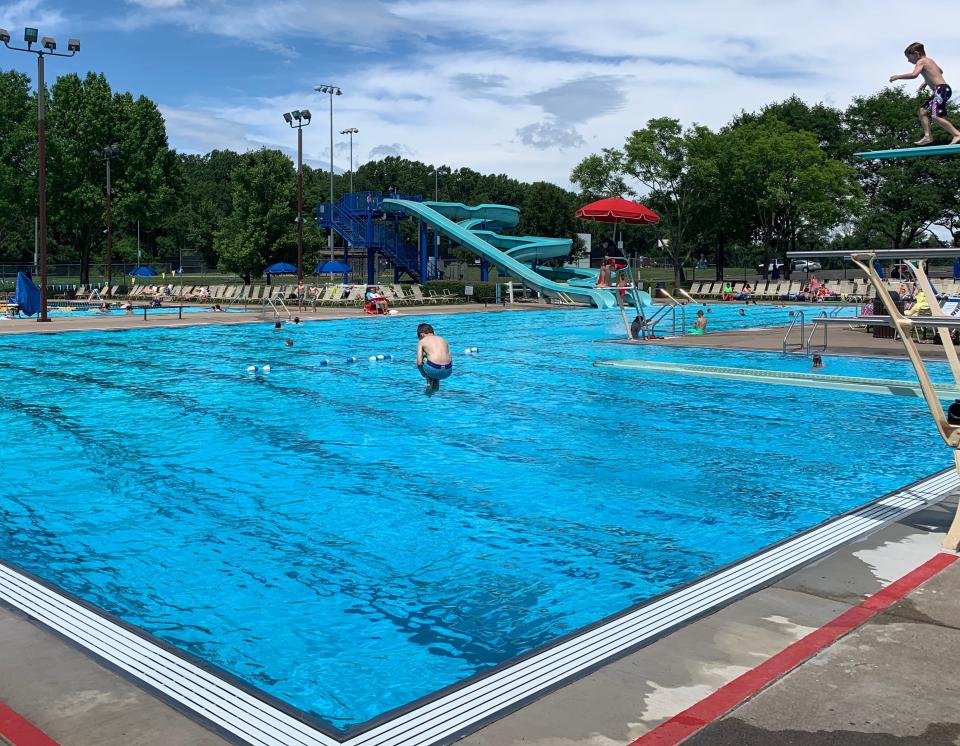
[416,323,453,391]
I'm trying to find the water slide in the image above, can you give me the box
[382,199,652,309]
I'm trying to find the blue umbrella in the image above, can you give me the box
[952,257,960,280]
[264,262,298,275]
[315,260,352,274]
[874,259,885,279]
[315,260,352,283]
[128,266,159,277]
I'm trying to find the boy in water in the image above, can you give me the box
[890,42,960,145]
[416,323,452,391]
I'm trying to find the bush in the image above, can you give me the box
[423,280,499,303]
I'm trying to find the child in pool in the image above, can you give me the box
[416,323,453,391]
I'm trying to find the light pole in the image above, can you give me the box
[340,127,358,193]
[284,109,312,282]
[92,144,119,295]
[1,27,79,322]
[314,84,341,262]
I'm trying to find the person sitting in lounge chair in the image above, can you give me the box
[364,286,389,314]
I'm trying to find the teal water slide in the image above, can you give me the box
[382,199,651,309]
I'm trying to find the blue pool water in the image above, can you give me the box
[0,305,950,730]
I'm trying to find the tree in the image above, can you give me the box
[845,87,957,248]
[733,96,850,160]
[725,119,861,270]
[45,72,177,283]
[623,117,700,280]
[0,70,35,263]
[172,150,243,267]
[214,148,295,283]
[569,148,629,200]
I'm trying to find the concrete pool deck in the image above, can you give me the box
[2,302,959,745]
[0,301,563,336]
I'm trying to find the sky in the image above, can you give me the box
[1,0,959,190]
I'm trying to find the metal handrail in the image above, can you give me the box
[782,310,805,353]
[805,310,829,352]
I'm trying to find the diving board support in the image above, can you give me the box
[790,237,960,550]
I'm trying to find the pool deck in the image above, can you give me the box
[622,321,955,360]
[0,301,561,336]
[2,303,959,745]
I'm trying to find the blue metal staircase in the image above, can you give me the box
[316,191,441,283]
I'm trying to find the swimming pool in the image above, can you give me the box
[0,305,948,732]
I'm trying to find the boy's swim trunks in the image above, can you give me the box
[924,84,952,119]
[421,359,453,380]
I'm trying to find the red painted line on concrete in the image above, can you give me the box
[0,700,60,746]
[629,551,958,746]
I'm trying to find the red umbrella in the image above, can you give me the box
[576,198,660,259]
[575,197,659,225]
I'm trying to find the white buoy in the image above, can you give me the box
[464,347,479,354]
[262,365,271,372]
[246,365,256,373]
[368,355,377,361]
[388,309,399,315]
[376,354,385,360]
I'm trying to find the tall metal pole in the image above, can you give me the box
[349,131,354,193]
[328,91,334,262]
[3,31,79,320]
[296,123,304,282]
[36,52,49,321]
[435,167,438,201]
[105,156,113,295]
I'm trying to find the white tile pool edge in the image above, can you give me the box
[0,469,956,746]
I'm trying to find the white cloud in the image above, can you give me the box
[114,0,417,54]
[126,0,184,8]
[0,0,67,33]
[148,0,960,188]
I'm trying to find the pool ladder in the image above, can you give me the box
[262,293,293,320]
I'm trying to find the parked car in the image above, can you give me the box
[790,259,822,272]
[756,260,785,274]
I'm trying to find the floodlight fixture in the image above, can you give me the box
[24,27,38,44]
[283,112,293,123]
[41,35,55,51]
[292,109,302,121]
[0,28,10,44]
[301,109,311,121]
[67,38,79,52]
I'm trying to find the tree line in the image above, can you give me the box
[572,89,960,279]
[3,68,959,284]
[0,69,586,283]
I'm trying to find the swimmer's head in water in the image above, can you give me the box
[274,321,282,329]
[285,339,294,347]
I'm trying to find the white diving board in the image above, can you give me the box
[594,360,960,399]
[855,144,960,159]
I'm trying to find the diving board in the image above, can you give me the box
[855,144,960,159]
[594,360,960,399]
